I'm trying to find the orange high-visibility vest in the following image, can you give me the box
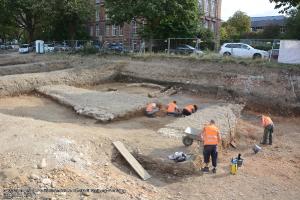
[262,115,273,127]
[146,103,154,112]
[185,105,194,113]
[167,102,177,113]
[203,124,220,145]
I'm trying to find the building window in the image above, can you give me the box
[198,0,203,13]
[112,25,119,36]
[105,25,110,36]
[119,26,123,36]
[204,0,210,15]
[211,22,215,33]
[95,9,100,21]
[96,24,100,36]
[132,21,137,34]
[204,20,208,29]
[210,0,216,17]
[90,26,94,37]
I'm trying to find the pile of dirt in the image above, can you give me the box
[36,85,151,122]
[158,104,244,146]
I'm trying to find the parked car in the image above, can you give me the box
[219,43,268,59]
[54,43,71,52]
[44,43,55,53]
[18,44,33,53]
[169,45,203,55]
[107,43,125,52]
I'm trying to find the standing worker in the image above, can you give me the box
[182,104,198,116]
[200,120,221,173]
[145,103,159,117]
[261,115,274,145]
[167,101,180,116]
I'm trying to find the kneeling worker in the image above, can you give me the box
[200,120,221,173]
[182,104,198,116]
[167,101,180,116]
[145,103,160,117]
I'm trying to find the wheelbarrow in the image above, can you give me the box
[182,127,201,146]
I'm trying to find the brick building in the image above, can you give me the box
[198,0,222,38]
[89,0,222,50]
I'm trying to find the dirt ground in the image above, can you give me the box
[0,53,299,200]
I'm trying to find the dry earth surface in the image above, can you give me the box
[0,53,299,200]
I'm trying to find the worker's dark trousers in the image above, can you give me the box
[203,145,218,168]
[262,124,274,145]
[182,109,191,116]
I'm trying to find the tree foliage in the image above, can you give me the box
[220,11,251,40]
[0,0,18,42]
[285,9,300,39]
[105,0,201,39]
[227,11,251,35]
[43,0,94,41]
[0,0,93,42]
[270,0,300,13]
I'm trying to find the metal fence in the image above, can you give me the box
[2,38,294,63]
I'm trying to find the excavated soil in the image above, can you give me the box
[0,53,299,200]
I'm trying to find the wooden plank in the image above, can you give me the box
[113,141,151,181]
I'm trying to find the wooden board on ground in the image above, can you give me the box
[113,141,151,181]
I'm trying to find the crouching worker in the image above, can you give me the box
[261,115,274,145]
[200,120,221,174]
[167,101,181,117]
[182,104,198,116]
[145,103,160,117]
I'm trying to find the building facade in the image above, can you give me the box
[89,0,222,50]
[251,16,287,33]
[198,0,222,38]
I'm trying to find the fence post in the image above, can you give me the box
[167,38,171,54]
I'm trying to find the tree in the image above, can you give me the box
[226,11,251,36]
[1,0,94,42]
[270,0,300,13]
[105,0,200,40]
[220,22,239,40]
[0,0,18,42]
[220,11,251,40]
[4,0,49,42]
[285,9,300,39]
[43,0,94,41]
[261,24,281,39]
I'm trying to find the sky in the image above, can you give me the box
[221,0,282,20]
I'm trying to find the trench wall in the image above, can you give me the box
[116,58,300,116]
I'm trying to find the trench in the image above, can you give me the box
[114,73,300,116]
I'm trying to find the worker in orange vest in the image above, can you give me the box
[166,101,180,117]
[261,115,274,145]
[145,103,160,117]
[200,120,221,173]
[182,104,198,116]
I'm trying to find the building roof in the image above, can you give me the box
[251,16,286,27]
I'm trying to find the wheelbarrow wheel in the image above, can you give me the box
[182,136,193,146]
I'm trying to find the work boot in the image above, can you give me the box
[202,167,209,173]
[212,168,217,174]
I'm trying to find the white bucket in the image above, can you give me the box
[253,144,262,154]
